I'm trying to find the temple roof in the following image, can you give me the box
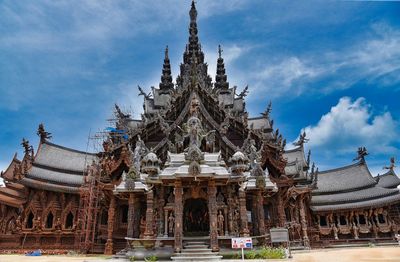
[35,141,97,173]
[311,160,400,212]
[376,169,400,189]
[283,146,309,179]
[313,161,376,194]
[0,182,26,208]
[0,154,20,181]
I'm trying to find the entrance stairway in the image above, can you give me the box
[171,241,223,262]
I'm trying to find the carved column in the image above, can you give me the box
[104,195,115,255]
[164,210,169,237]
[174,180,183,252]
[144,190,154,239]
[158,186,165,237]
[127,193,135,238]
[208,180,219,251]
[239,189,249,236]
[257,190,266,236]
[299,195,310,248]
[277,191,286,227]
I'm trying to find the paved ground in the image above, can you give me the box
[1,246,400,261]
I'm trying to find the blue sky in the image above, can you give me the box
[1,0,399,185]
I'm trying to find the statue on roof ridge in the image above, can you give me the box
[138,85,152,99]
[37,123,52,141]
[353,146,368,162]
[293,131,309,147]
[261,101,272,118]
[383,157,396,171]
[114,104,130,119]
[21,138,34,156]
[236,85,249,99]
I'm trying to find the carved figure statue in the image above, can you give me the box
[352,223,359,240]
[55,217,62,231]
[228,211,234,235]
[33,216,42,232]
[332,224,338,240]
[133,136,148,172]
[293,131,309,147]
[168,212,175,235]
[233,209,240,236]
[218,210,225,236]
[37,123,52,141]
[7,219,16,234]
[15,216,22,232]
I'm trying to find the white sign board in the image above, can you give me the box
[231,237,253,249]
[270,228,289,243]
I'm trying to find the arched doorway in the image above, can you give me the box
[183,198,209,236]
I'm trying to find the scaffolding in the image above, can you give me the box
[76,108,132,253]
[76,129,104,253]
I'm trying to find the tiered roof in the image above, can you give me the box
[311,160,400,212]
[20,141,97,193]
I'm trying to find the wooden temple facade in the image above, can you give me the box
[1,1,399,255]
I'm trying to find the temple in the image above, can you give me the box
[0,1,399,258]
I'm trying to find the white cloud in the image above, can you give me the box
[300,97,398,155]
[246,22,400,100]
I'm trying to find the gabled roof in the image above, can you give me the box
[311,160,400,212]
[35,141,97,173]
[0,154,20,181]
[0,182,26,208]
[313,161,376,194]
[377,169,400,189]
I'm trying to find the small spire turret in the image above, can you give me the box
[214,45,229,90]
[159,45,174,92]
[183,0,204,65]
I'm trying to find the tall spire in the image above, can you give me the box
[183,0,204,65]
[159,45,174,92]
[214,45,229,90]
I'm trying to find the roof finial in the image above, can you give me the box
[37,123,52,142]
[218,44,223,58]
[165,45,169,59]
[353,146,368,162]
[293,130,309,147]
[190,0,197,22]
[384,157,396,171]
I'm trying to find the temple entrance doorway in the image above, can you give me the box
[183,198,209,236]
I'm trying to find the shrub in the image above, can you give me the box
[256,246,286,259]
[129,256,135,262]
[144,255,158,261]
[245,250,257,259]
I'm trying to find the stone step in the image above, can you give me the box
[184,244,209,249]
[183,248,213,252]
[171,255,223,262]
[174,252,215,257]
[184,241,208,245]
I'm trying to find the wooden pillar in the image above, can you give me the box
[257,190,266,236]
[144,190,154,239]
[239,189,249,236]
[277,191,286,227]
[208,180,219,251]
[127,193,135,238]
[299,195,310,248]
[164,210,169,237]
[174,180,183,252]
[158,186,165,237]
[104,195,115,255]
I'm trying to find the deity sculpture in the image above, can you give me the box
[55,217,62,231]
[168,212,175,235]
[217,210,224,236]
[332,224,338,240]
[33,216,42,232]
[352,223,359,240]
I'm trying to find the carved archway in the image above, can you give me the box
[183,198,209,236]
